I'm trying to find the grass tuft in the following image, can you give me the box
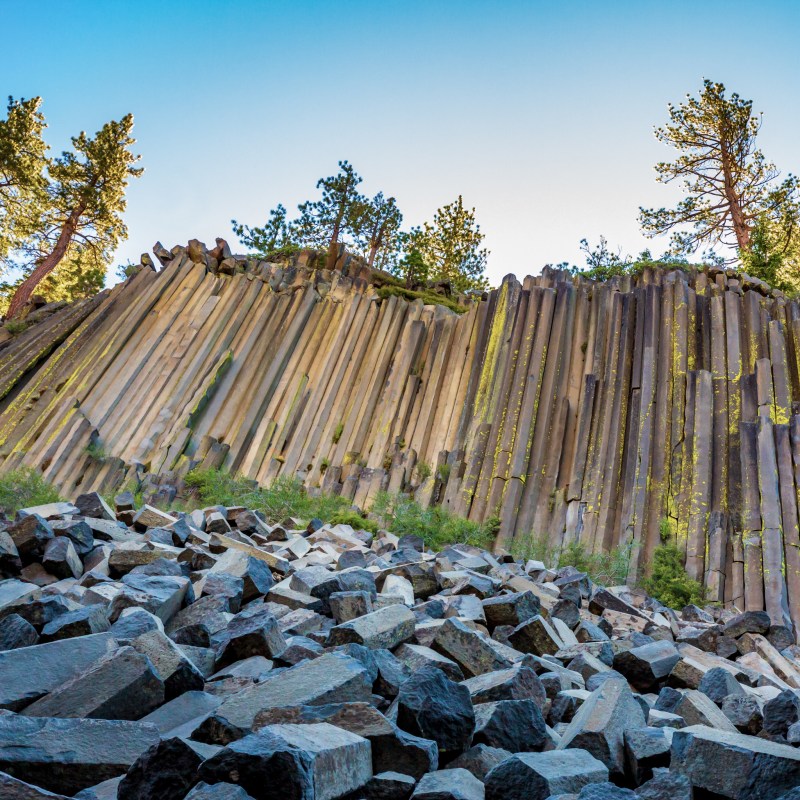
[0,468,62,515]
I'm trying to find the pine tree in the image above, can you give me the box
[0,96,49,271]
[292,160,365,270]
[5,113,142,318]
[411,196,489,292]
[354,191,403,269]
[639,79,799,268]
[232,204,293,257]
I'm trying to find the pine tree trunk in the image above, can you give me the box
[326,218,341,271]
[6,206,82,319]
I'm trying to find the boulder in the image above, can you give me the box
[471,699,547,752]
[198,722,372,800]
[327,604,416,650]
[24,645,165,720]
[117,737,203,800]
[484,749,609,800]
[410,768,484,800]
[0,631,117,711]
[557,676,646,779]
[671,724,800,799]
[612,641,680,692]
[0,715,160,795]
[396,665,475,757]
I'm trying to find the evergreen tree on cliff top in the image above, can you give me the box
[404,196,489,292]
[0,98,142,318]
[639,79,799,290]
[293,160,365,270]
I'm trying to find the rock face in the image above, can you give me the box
[4,243,800,637]
[0,490,799,798]
[0,715,160,795]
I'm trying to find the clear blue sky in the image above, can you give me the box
[4,0,800,285]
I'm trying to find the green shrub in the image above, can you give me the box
[328,510,379,534]
[4,319,29,335]
[371,491,494,551]
[510,534,632,587]
[332,422,344,444]
[416,461,432,482]
[85,440,107,462]
[183,469,349,525]
[641,544,705,609]
[0,468,62,515]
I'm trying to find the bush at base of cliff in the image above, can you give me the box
[641,544,705,609]
[0,468,62,516]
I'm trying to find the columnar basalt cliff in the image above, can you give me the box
[1,239,799,634]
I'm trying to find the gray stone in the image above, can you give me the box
[461,662,546,708]
[623,727,671,785]
[0,771,72,798]
[330,590,373,623]
[557,676,646,779]
[328,604,416,650]
[671,724,800,799]
[484,749,609,800]
[0,631,117,710]
[410,768,484,800]
[697,665,746,705]
[448,744,511,780]
[509,615,564,656]
[24,645,164,720]
[612,641,680,692]
[482,591,540,629]
[198,722,372,800]
[395,643,464,682]
[75,492,116,521]
[41,537,82,579]
[433,618,518,678]
[216,606,287,668]
[721,693,763,734]
[634,767,691,800]
[0,613,38,650]
[139,690,222,738]
[472,699,547,752]
[185,783,256,800]
[396,665,475,757]
[40,604,109,641]
[117,736,202,800]
[210,652,374,731]
[671,689,739,732]
[0,715,160,795]
[125,628,205,699]
[359,771,416,800]
[763,689,800,737]
[722,610,771,639]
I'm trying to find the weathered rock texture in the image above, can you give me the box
[2,241,800,632]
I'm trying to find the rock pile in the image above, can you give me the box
[1,492,800,799]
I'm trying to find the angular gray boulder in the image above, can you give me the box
[0,715,160,795]
[485,749,609,800]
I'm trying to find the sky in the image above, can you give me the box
[4,0,800,286]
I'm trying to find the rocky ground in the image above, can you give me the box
[1,494,800,799]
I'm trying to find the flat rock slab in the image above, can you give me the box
[0,632,117,711]
[199,722,371,800]
[0,715,160,795]
[327,603,416,650]
[212,652,373,730]
[671,724,800,799]
[24,645,164,720]
[485,749,609,800]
